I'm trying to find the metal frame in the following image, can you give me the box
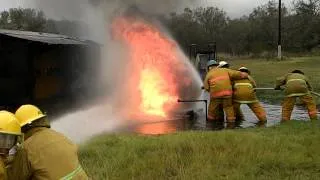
[177,99,208,121]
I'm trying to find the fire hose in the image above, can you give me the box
[255,87,320,97]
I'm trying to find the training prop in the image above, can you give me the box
[177,99,208,121]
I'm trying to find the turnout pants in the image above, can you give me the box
[233,102,267,122]
[208,97,235,122]
[282,94,318,121]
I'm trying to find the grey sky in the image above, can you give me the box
[0,0,295,19]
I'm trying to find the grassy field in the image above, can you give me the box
[79,121,320,180]
[229,56,320,104]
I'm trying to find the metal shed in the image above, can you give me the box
[0,29,100,113]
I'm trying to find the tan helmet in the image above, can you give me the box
[0,111,21,153]
[15,105,46,127]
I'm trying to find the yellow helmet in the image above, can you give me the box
[15,105,46,127]
[0,111,21,135]
[0,111,21,154]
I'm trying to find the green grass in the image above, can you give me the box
[228,56,320,104]
[79,121,320,180]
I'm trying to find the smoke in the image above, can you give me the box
[31,0,201,143]
[26,0,196,41]
[90,0,196,15]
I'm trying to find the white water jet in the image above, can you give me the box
[51,103,122,144]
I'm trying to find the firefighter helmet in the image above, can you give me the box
[15,105,46,127]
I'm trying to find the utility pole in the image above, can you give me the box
[278,0,282,59]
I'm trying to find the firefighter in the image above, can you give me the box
[0,111,22,180]
[275,70,318,121]
[204,60,224,122]
[7,104,88,180]
[233,67,267,123]
[204,60,248,123]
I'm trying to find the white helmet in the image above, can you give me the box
[218,61,229,68]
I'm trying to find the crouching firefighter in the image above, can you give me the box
[233,67,267,124]
[0,111,22,180]
[203,60,248,124]
[275,70,318,121]
[7,104,88,180]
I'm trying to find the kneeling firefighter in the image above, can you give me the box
[233,67,267,123]
[204,60,248,123]
[275,70,318,121]
[0,111,22,180]
[7,104,88,180]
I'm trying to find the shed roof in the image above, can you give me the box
[0,29,90,45]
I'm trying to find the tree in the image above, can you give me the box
[0,8,47,32]
[223,17,250,55]
[194,7,229,43]
[246,1,288,53]
[0,8,89,38]
[289,0,320,51]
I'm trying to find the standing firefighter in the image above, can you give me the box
[233,67,267,123]
[7,104,88,180]
[275,70,318,121]
[204,60,248,123]
[0,111,22,180]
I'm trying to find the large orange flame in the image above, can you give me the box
[139,68,177,117]
[112,16,199,122]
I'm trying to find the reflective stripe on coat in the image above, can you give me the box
[276,73,311,97]
[233,76,258,103]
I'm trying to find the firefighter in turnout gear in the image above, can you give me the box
[204,60,224,122]
[275,70,318,121]
[204,60,248,122]
[7,104,88,180]
[233,67,267,123]
[0,111,22,180]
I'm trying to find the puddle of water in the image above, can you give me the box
[130,100,320,135]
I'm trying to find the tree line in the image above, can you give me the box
[0,0,319,56]
[0,8,87,38]
[161,0,320,56]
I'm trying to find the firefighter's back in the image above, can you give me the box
[24,127,87,180]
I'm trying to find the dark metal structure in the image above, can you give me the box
[189,43,217,80]
[177,99,208,121]
[0,29,100,114]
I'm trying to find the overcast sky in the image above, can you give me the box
[0,0,295,19]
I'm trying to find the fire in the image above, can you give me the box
[112,16,198,121]
[139,69,177,117]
